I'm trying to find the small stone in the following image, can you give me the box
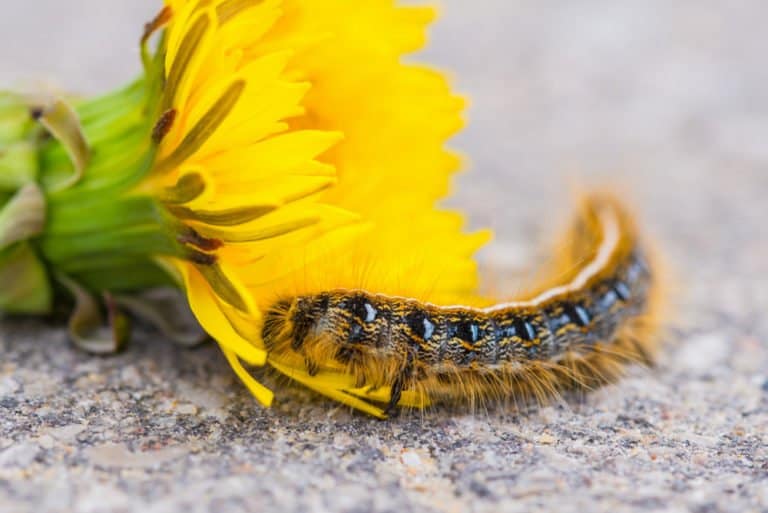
[120,367,142,387]
[48,424,86,442]
[0,376,20,395]
[176,403,198,415]
[0,442,40,468]
[400,449,422,469]
[332,432,354,449]
[37,435,54,450]
[537,433,557,445]
[84,443,187,469]
[691,452,708,466]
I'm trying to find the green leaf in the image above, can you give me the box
[0,183,46,250]
[0,242,52,314]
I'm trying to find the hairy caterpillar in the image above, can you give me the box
[262,194,662,415]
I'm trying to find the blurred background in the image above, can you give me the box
[2,0,765,267]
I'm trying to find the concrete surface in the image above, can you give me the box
[1,1,767,512]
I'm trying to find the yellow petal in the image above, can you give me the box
[179,262,266,365]
[268,358,387,419]
[223,348,274,407]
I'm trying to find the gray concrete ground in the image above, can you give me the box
[1,1,767,512]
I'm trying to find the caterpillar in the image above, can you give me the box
[262,194,662,415]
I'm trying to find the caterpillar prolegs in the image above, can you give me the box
[262,194,662,416]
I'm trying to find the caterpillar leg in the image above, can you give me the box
[384,355,415,415]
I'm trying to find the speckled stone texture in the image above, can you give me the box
[1,1,767,512]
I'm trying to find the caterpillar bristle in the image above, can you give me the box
[261,193,665,417]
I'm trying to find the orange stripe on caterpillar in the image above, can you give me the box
[262,193,662,416]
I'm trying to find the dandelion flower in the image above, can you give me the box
[0,0,488,417]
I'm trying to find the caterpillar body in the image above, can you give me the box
[262,194,661,415]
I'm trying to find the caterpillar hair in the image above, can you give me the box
[262,193,663,416]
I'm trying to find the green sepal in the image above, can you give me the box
[0,93,35,142]
[1,59,173,311]
[0,141,39,192]
[114,288,207,347]
[56,273,130,354]
[67,259,177,293]
[0,183,45,250]
[0,93,39,191]
[0,242,52,314]
[33,99,90,191]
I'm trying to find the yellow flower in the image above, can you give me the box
[148,0,489,416]
[2,0,488,417]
